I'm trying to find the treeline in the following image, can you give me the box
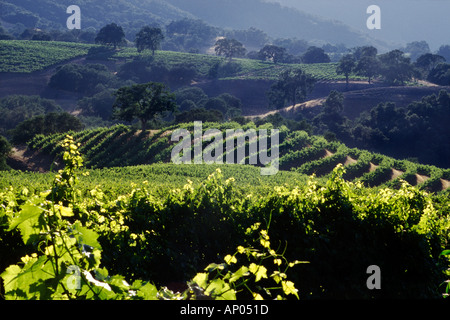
[302,89,450,168]
[0,95,83,170]
[336,45,450,86]
[0,17,335,62]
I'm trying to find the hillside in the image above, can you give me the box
[0,0,194,37]
[2,0,450,304]
[166,0,388,49]
[0,40,357,113]
[8,123,450,193]
[0,0,387,49]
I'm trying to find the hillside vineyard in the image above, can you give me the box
[171,121,279,175]
[0,0,450,304]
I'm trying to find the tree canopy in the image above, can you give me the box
[267,68,316,109]
[112,82,177,130]
[302,46,330,64]
[9,112,83,145]
[0,135,11,171]
[379,50,415,85]
[336,54,356,85]
[214,38,246,61]
[135,26,164,54]
[258,45,287,64]
[95,23,126,49]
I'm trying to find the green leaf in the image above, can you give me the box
[229,266,249,283]
[205,263,225,272]
[249,263,267,282]
[57,205,74,217]
[9,204,44,245]
[282,280,299,299]
[71,221,101,250]
[270,271,286,284]
[1,264,23,298]
[205,279,236,300]
[1,255,55,299]
[136,282,158,300]
[224,254,237,265]
[192,272,209,289]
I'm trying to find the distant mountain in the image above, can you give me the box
[1,0,391,49]
[0,0,194,37]
[274,0,450,52]
[165,0,391,49]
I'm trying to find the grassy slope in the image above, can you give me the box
[7,123,449,194]
[0,40,362,81]
[0,40,92,73]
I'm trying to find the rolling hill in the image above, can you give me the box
[7,123,450,193]
[165,0,389,49]
[0,0,388,48]
[0,0,194,34]
[1,1,450,304]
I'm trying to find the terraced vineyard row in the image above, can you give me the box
[0,40,92,73]
[0,41,364,82]
[25,124,450,192]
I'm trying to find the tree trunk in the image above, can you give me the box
[141,119,147,131]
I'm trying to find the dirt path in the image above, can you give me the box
[246,97,326,119]
[244,81,449,120]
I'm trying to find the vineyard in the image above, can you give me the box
[1,40,450,301]
[111,48,362,81]
[0,40,364,82]
[0,40,92,73]
[1,135,449,300]
[20,123,450,193]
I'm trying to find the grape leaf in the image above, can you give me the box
[8,204,44,245]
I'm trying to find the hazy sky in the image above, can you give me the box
[272,0,450,51]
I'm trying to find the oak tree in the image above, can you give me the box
[112,82,177,130]
[95,23,126,49]
[135,26,164,55]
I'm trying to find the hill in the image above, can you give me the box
[0,40,91,73]
[0,0,194,37]
[165,0,388,49]
[0,40,359,113]
[1,40,449,169]
[2,134,449,300]
[0,0,387,49]
[8,123,450,193]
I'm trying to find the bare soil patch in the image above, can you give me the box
[390,168,404,180]
[369,162,378,172]
[415,174,429,185]
[7,146,62,173]
[343,156,357,166]
[441,179,450,190]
